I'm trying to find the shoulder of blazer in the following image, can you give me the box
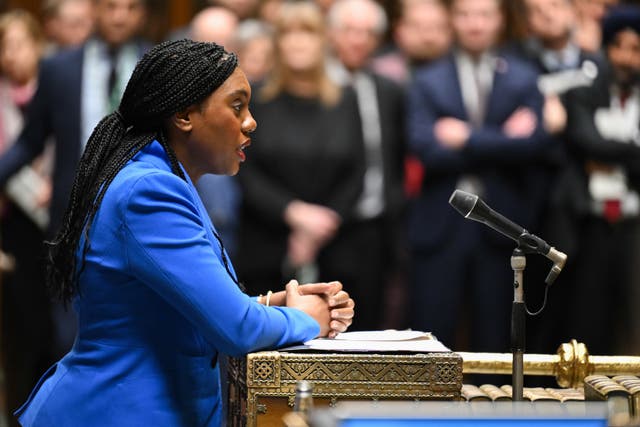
[495,51,539,83]
[412,53,455,83]
[41,44,84,73]
[38,45,84,99]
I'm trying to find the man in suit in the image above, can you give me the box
[563,5,640,355]
[514,0,605,356]
[326,0,406,330]
[372,0,452,86]
[0,0,147,359]
[406,0,552,353]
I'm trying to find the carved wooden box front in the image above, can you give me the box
[227,351,463,427]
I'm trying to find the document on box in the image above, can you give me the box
[280,330,451,353]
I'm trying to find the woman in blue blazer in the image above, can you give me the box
[14,40,355,426]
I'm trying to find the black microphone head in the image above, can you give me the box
[449,190,478,218]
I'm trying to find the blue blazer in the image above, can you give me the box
[15,141,320,426]
[406,52,551,249]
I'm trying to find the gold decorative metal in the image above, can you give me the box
[458,340,640,388]
[228,351,463,427]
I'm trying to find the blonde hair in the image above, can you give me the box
[259,1,340,107]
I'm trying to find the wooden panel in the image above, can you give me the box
[3,0,40,18]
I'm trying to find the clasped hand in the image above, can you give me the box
[264,280,355,338]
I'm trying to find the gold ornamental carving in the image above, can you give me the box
[229,351,463,427]
[458,339,640,388]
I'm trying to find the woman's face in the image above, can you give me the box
[0,21,41,86]
[182,67,257,179]
[278,26,324,73]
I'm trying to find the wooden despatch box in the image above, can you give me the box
[226,350,463,426]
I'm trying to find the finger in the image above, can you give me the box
[331,297,355,310]
[331,307,354,320]
[326,281,343,294]
[297,282,333,295]
[330,320,349,332]
[328,290,350,306]
[285,279,299,293]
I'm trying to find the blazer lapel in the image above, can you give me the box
[484,56,509,125]
[444,55,469,121]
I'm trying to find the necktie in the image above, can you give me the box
[107,48,119,111]
[471,62,488,127]
[353,72,385,219]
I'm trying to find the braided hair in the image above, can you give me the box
[47,39,238,303]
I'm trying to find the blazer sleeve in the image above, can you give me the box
[464,73,552,165]
[325,89,365,220]
[406,74,470,173]
[120,171,320,356]
[0,58,53,185]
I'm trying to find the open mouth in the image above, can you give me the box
[237,140,251,161]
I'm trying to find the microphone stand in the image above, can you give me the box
[511,248,526,401]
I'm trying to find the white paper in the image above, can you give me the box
[280,330,451,353]
[332,330,433,341]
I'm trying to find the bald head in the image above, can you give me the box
[191,6,239,49]
[327,0,387,71]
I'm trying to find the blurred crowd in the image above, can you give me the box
[2,0,640,422]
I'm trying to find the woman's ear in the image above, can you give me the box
[171,106,197,132]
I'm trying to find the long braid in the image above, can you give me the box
[47,40,238,303]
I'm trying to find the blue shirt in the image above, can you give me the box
[16,140,319,426]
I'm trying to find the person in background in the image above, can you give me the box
[13,39,354,427]
[190,6,239,49]
[563,5,640,355]
[258,0,284,25]
[234,19,274,84]
[41,0,94,52]
[572,0,619,52]
[236,1,365,303]
[372,0,452,86]
[371,0,452,205]
[314,0,337,14]
[210,0,260,20]
[515,0,605,356]
[406,0,551,354]
[0,0,148,360]
[0,10,53,426]
[519,0,603,133]
[326,0,407,330]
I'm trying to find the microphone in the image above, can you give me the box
[449,189,567,285]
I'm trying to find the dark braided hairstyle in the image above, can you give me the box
[47,39,238,303]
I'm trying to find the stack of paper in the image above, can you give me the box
[281,330,451,353]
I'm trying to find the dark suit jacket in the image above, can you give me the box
[367,71,406,222]
[563,63,640,216]
[355,72,407,270]
[0,47,83,236]
[0,41,147,237]
[406,52,551,250]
